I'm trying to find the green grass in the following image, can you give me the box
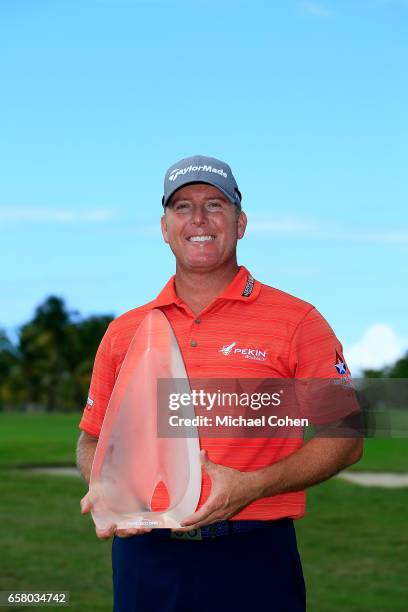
[0,471,111,612]
[1,412,407,471]
[297,479,408,611]
[350,437,408,472]
[0,472,406,612]
[0,413,80,467]
[0,412,407,611]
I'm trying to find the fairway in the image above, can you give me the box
[1,412,407,471]
[0,413,80,467]
[0,412,407,610]
[298,480,408,611]
[0,471,112,612]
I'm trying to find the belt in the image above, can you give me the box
[149,520,278,541]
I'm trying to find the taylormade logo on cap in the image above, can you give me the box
[169,165,228,182]
[162,154,242,208]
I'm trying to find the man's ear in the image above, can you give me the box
[237,211,247,240]
[161,214,169,244]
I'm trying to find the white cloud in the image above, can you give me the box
[0,207,115,223]
[345,323,408,373]
[298,1,334,18]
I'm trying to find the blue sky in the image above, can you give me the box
[1,0,407,372]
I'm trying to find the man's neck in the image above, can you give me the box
[174,262,240,315]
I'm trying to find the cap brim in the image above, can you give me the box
[163,180,238,207]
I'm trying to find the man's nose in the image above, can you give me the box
[191,205,207,225]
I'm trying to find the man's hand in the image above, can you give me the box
[80,492,152,539]
[179,437,363,531]
[179,450,259,530]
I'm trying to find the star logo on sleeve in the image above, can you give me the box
[334,350,348,375]
[86,396,94,409]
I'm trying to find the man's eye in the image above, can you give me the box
[206,202,222,211]
[174,203,191,212]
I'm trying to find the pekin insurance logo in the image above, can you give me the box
[219,341,267,362]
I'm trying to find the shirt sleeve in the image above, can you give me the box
[288,307,350,378]
[79,324,116,437]
[288,308,359,425]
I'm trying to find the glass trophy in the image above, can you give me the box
[88,309,202,529]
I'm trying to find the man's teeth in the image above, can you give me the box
[188,236,215,242]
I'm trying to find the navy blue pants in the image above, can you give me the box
[112,519,306,612]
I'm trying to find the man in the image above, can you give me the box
[77,155,363,612]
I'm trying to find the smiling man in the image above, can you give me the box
[162,183,245,271]
[77,155,363,612]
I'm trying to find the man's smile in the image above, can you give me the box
[186,235,216,242]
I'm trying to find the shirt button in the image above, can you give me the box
[190,340,198,347]
[194,318,201,324]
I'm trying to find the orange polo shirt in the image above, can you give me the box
[79,266,351,521]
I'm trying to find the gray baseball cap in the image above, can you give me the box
[162,155,242,208]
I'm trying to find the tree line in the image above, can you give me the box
[0,296,113,412]
[0,295,407,412]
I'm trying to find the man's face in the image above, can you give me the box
[161,184,247,272]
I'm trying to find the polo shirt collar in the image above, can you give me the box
[153,266,261,308]
[152,276,180,308]
[219,266,262,302]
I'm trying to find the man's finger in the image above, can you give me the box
[96,525,116,540]
[200,449,209,464]
[200,449,218,474]
[179,504,229,530]
[115,528,152,538]
[80,496,92,514]
[180,499,218,527]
